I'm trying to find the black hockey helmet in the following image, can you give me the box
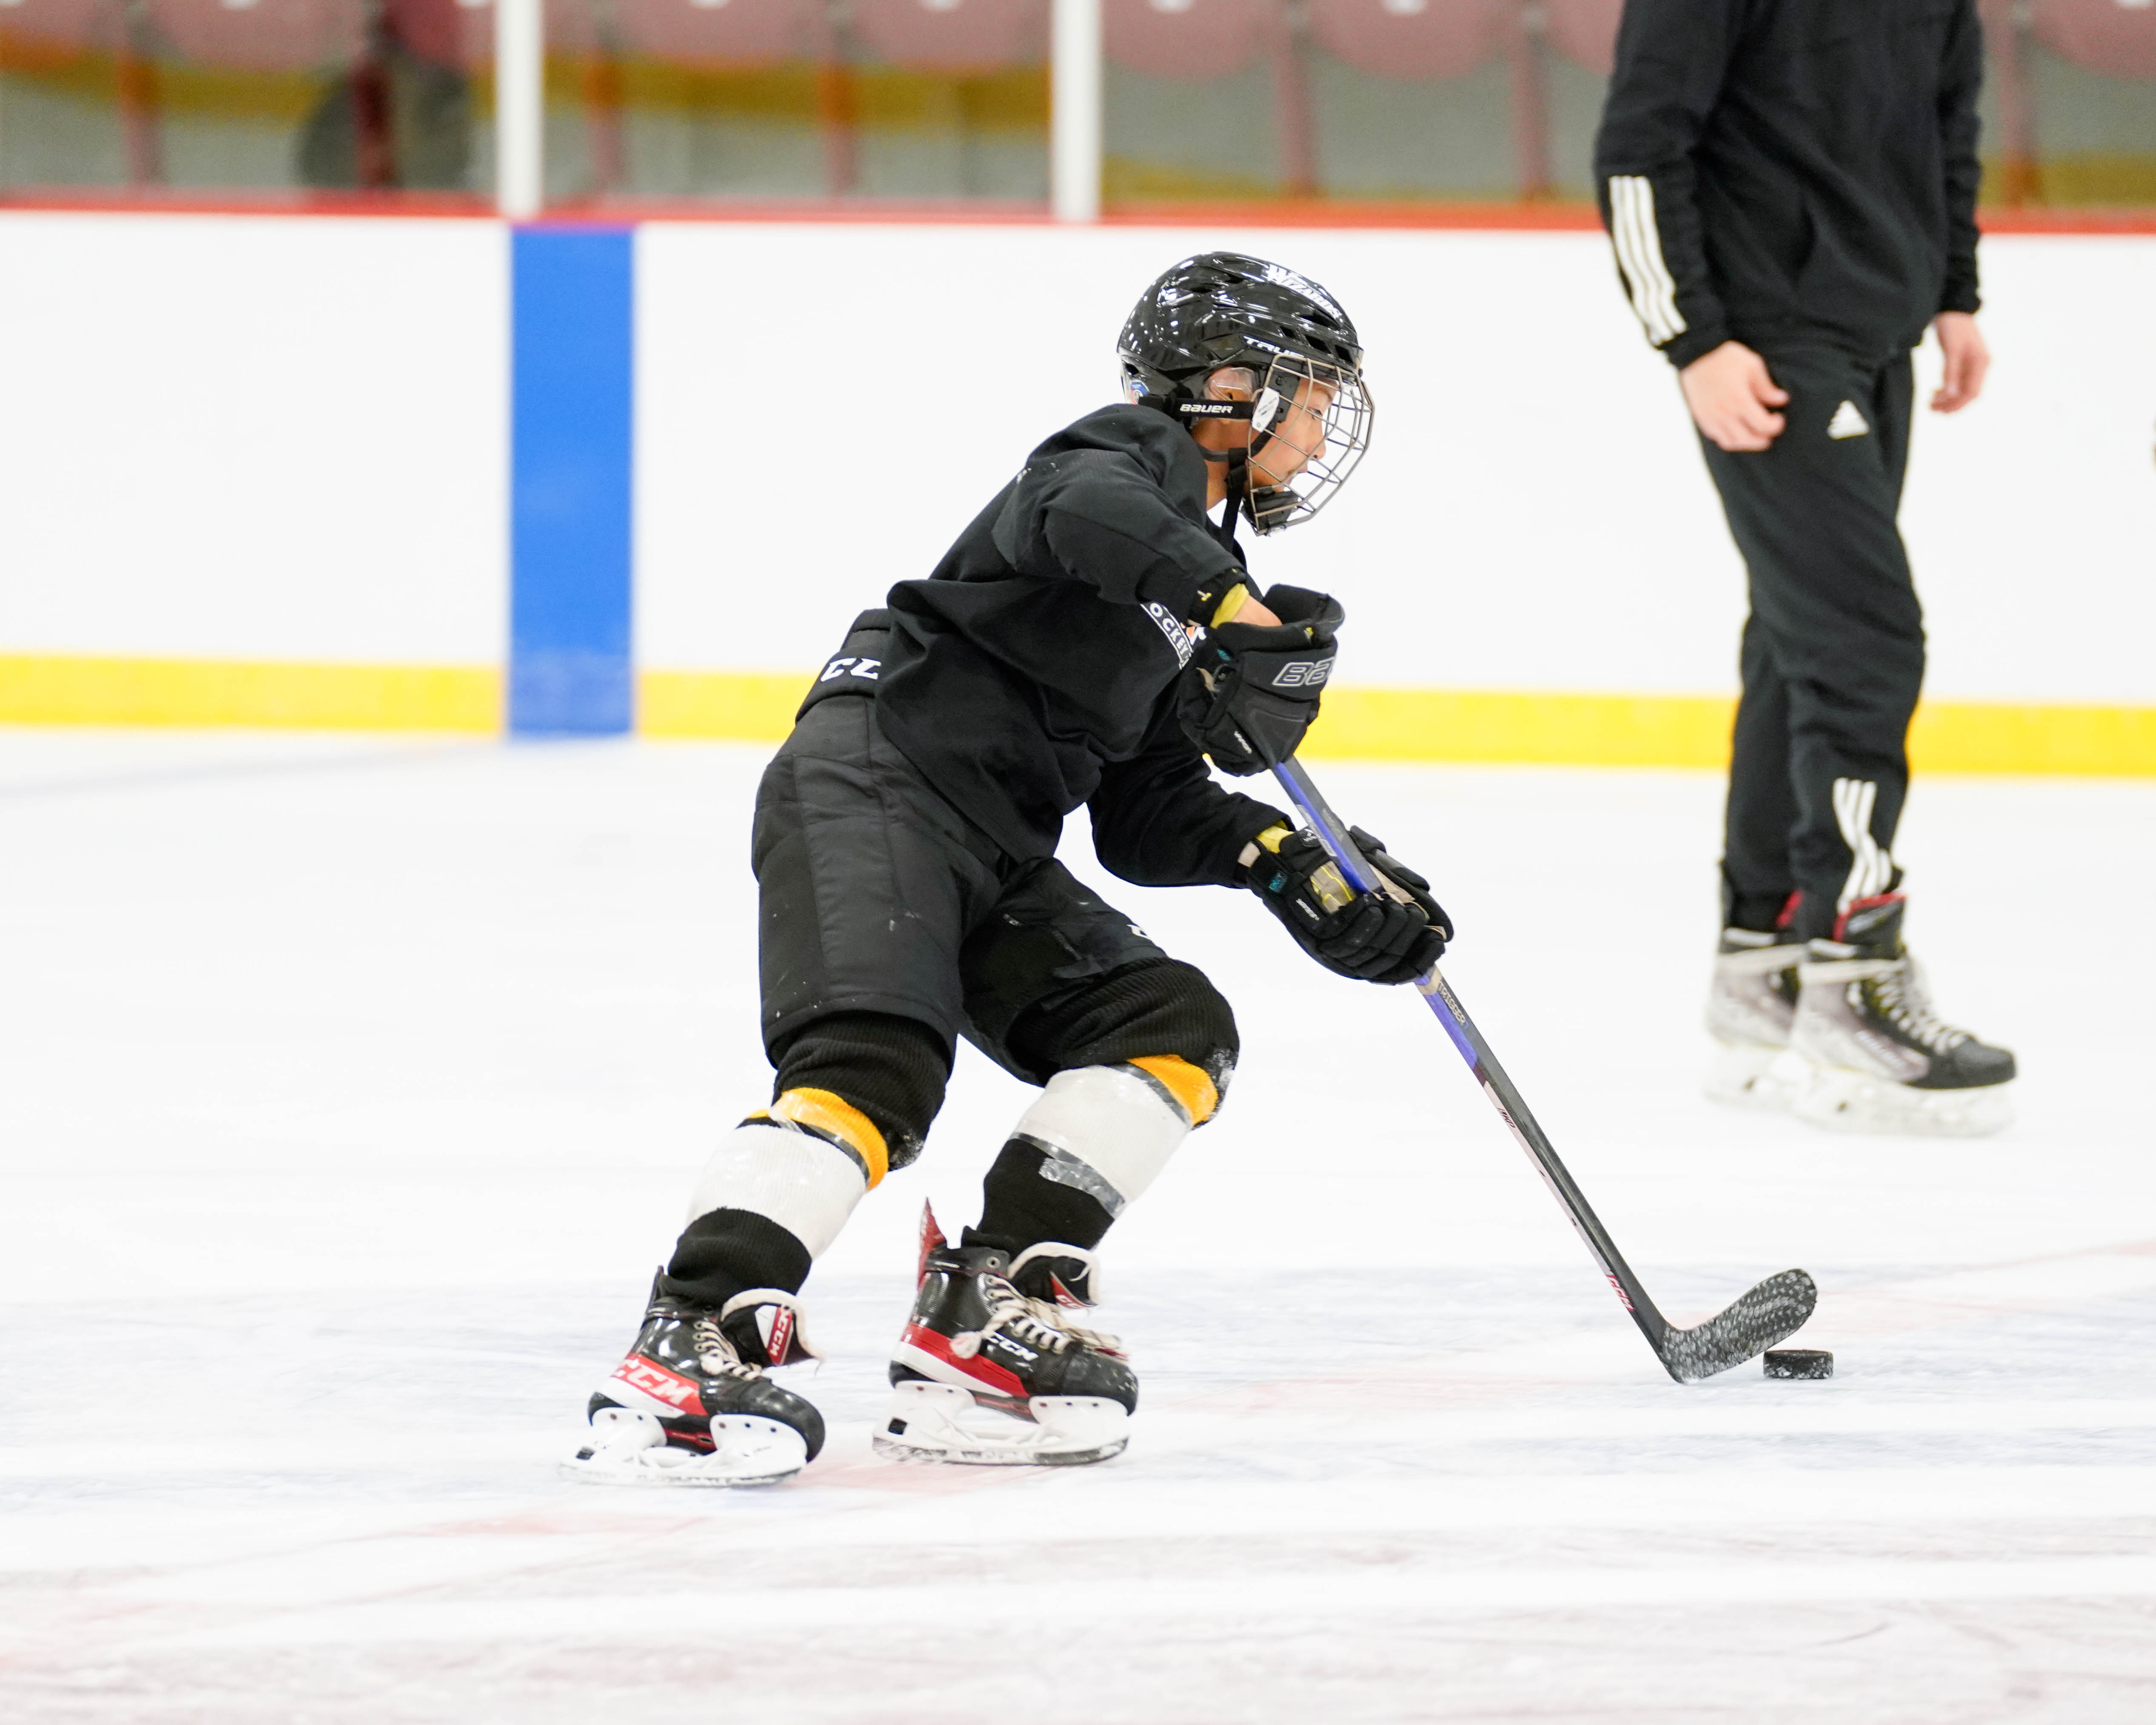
[1118,252,1373,536]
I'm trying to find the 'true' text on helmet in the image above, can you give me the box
[1117,252,1373,536]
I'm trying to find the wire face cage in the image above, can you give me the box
[1242,349,1373,535]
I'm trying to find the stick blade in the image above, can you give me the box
[1657,1268,1818,1384]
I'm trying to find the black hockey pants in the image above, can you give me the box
[1701,346,1924,941]
[750,692,1237,1155]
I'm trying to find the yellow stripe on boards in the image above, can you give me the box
[3,657,2150,775]
[1301,688,1739,768]
[0,655,498,732]
[633,672,2156,777]
[1301,687,2156,777]
[639,669,805,741]
[1906,699,2156,777]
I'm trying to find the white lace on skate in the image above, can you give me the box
[955,1245,1124,1362]
[875,1242,1131,1468]
[1862,955,1972,1055]
[1790,955,2012,1138]
[686,1317,758,1377]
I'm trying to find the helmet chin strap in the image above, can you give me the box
[1197,445,1250,555]
[1169,392,1261,553]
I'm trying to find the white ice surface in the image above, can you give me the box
[1,730,2152,1723]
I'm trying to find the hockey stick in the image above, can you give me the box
[1269,756,1816,1383]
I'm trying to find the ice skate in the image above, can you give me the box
[1704,925,1805,1110]
[565,1279,826,1487]
[1787,894,2015,1138]
[875,1207,1135,1467]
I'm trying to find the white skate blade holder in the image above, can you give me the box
[1792,1063,2013,1139]
[873,1380,1129,1467]
[561,1406,809,1488]
[1704,1042,1805,1112]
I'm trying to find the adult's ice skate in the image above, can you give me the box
[876,1207,1135,1466]
[565,1278,826,1486]
[1787,894,2015,1136]
[1704,924,1805,1108]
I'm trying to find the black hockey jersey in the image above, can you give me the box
[872,404,1287,879]
[1592,0,1984,369]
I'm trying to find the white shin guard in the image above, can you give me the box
[683,1119,868,1259]
[1008,1063,1197,1219]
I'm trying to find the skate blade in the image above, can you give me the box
[560,1407,808,1488]
[1791,1063,2014,1139]
[871,1381,1128,1468]
[1704,1042,1801,1111]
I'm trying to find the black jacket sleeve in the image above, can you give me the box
[991,412,1244,626]
[1087,699,1288,890]
[1937,0,1984,316]
[1591,0,1745,369]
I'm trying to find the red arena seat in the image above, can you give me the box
[2031,0,2156,79]
[1103,0,1275,82]
[0,0,106,53]
[846,0,1047,71]
[604,0,826,64]
[1304,0,1502,83]
[382,0,489,69]
[143,0,366,70]
[1542,0,1619,76]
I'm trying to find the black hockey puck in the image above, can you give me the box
[1764,1348,1834,1379]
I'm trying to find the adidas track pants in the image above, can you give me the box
[1699,344,1923,940]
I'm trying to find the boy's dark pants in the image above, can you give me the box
[751,693,1234,1148]
[1698,345,1925,938]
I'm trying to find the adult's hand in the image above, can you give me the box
[1679,341,1789,452]
[1930,312,1989,414]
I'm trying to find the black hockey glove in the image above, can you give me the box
[1245,824,1452,985]
[1180,585,1345,777]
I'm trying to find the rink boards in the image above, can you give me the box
[1,209,2152,771]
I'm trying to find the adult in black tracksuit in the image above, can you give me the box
[565,254,1453,1485]
[1594,0,2015,1136]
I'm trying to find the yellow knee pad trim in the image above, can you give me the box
[762,1088,890,1188]
[1125,1055,1220,1127]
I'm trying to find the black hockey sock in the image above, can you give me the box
[771,1010,952,1171]
[660,1208,811,1311]
[966,1136,1115,1259]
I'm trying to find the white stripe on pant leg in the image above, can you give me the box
[1009,1065,1193,1218]
[1831,777,1891,913]
[683,1121,867,1259]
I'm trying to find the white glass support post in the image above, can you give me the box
[1050,0,1102,223]
[496,0,544,220]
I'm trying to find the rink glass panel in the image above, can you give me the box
[534,0,1048,206]
[1097,0,2156,214]
[0,0,2150,210]
[0,0,493,200]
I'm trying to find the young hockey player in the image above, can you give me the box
[566,253,1450,1486]
[1593,0,2015,1136]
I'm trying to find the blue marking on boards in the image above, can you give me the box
[509,226,634,735]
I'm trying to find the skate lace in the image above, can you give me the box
[689,1316,763,1381]
[1866,955,1970,1055]
[952,1274,1124,1361]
